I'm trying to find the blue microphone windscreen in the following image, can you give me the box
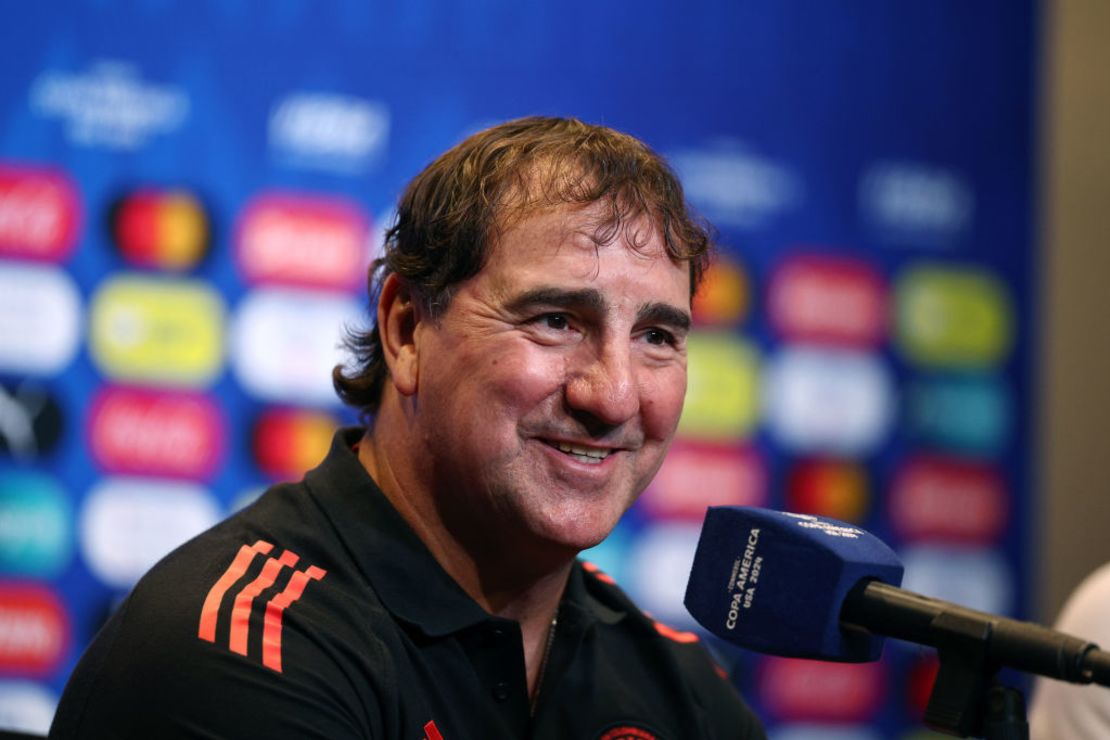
[684,507,904,661]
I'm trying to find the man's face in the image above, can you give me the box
[410,201,691,557]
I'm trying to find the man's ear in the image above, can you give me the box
[377,273,422,397]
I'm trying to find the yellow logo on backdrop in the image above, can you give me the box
[678,332,760,440]
[89,276,225,386]
[896,266,1013,368]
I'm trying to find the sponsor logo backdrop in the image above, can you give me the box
[0,2,1036,736]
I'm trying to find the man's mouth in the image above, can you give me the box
[544,440,613,465]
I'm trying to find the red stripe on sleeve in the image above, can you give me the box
[228,549,300,656]
[198,540,274,642]
[261,565,326,673]
[653,621,700,644]
[423,720,445,740]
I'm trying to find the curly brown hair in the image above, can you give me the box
[333,115,713,417]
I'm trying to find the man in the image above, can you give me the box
[51,117,765,739]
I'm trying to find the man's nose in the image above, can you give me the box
[564,341,639,428]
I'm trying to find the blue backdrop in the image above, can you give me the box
[0,1,1038,736]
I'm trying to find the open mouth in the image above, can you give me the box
[544,440,612,465]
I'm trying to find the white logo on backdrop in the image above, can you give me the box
[30,60,190,150]
[268,93,390,175]
[670,140,803,229]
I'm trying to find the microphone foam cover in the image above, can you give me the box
[684,506,904,661]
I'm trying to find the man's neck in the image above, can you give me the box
[356,424,573,697]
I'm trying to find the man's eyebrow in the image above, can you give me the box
[504,287,607,314]
[637,302,691,333]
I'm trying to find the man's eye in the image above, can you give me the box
[644,328,675,346]
[541,314,569,331]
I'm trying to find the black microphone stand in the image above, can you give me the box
[922,611,1028,739]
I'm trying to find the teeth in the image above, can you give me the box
[555,442,610,464]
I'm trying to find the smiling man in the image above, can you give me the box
[50,117,765,739]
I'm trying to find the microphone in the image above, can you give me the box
[684,506,1110,687]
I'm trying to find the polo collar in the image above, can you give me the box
[304,428,628,636]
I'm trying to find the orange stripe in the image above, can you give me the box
[261,565,326,673]
[653,621,700,644]
[198,540,274,642]
[581,560,616,585]
[228,549,300,655]
[423,720,445,740]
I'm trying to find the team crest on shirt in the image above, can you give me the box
[595,723,660,740]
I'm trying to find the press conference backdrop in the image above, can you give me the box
[0,2,1036,736]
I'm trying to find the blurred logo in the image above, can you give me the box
[670,141,803,229]
[30,59,189,150]
[231,288,362,406]
[900,546,1012,616]
[679,333,760,441]
[0,680,57,735]
[763,347,895,456]
[89,275,225,387]
[905,655,940,719]
[895,265,1013,368]
[108,188,210,271]
[0,473,71,578]
[0,262,81,376]
[905,375,1010,456]
[859,161,973,246]
[626,523,703,627]
[768,255,888,347]
[692,256,750,327]
[771,725,881,740]
[786,459,869,523]
[642,442,766,520]
[88,386,225,480]
[268,93,390,175]
[758,657,885,722]
[0,382,63,460]
[251,408,338,481]
[79,477,220,589]
[0,163,80,262]
[0,583,68,676]
[235,192,370,291]
[889,457,1007,545]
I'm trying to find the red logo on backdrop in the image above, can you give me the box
[0,163,81,262]
[641,441,766,520]
[236,192,370,290]
[768,254,888,347]
[0,583,68,675]
[88,386,225,480]
[889,456,1007,544]
[758,656,884,722]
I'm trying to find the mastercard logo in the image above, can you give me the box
[107,188,211,271]
[251,408,338,481]
[786,459,869,524]
[0,163,81,263]
[692,256,750,327]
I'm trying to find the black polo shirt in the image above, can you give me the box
[51,428,765,740]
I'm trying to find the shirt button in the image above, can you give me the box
[492,681,510,702]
